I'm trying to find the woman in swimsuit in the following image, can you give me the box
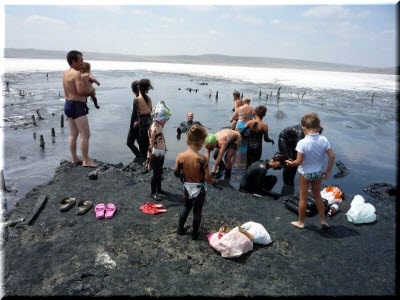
[126,80,141,159]
[230,96,254,133]
[135,79,153,157]
[204,129,241,180]
[174,124,215,240]
[239,105,275,168]
[230,90,243,130]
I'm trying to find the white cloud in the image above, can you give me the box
[132,9,151,16]
[270,19,280,25]
[209,29,218,35]
[237,15,264,26]
[184,5,216,12]
[303,5,370,19]
[327,21,361,37]
[26,15,66,26]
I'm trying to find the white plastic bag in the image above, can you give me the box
[209,226,253,258]
[241,221,272,245]
[346,195,377,224]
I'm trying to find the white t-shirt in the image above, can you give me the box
[295,133,331,174]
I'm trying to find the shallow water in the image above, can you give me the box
[1,64,397,209]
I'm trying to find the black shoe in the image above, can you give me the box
[192,233,200,240]
[151,194,161,201]
[177,225,189,235]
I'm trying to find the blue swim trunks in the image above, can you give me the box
[236,121,250,136]
[301,171,322,182]
[64,100,88,119]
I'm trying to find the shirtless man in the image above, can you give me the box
[204,129,242,180]
[230,90,243,130]
[62,50,97,167]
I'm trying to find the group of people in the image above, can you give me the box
[63,50,336,240]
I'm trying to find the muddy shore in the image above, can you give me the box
[1,160,396,297]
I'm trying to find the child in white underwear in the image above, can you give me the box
[174,124,215,240]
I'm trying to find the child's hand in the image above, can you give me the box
[285,160,293,167]
[321,171,330,180]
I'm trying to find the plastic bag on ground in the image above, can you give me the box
[346,195,376,224]
[209,226,253,258]
[240,221,272,245]
[321,186,343,205]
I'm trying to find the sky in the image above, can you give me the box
[1,1,398,68]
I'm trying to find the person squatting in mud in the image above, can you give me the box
[285,112,335,230]
[146,101,171,201]
[239,105,275,168]
[204,129,242,180]
[174,124,219,240]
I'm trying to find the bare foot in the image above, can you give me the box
[321,221,330,229]
[291,221,305,229]
[82,160,98,168]
[72,158,83,165]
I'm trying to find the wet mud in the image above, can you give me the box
[1,160,396,296]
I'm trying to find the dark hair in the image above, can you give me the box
[67,50,82,66]
[301,112,321,129]
[233,91,240,99]
[186,124,208,148]
[131,80,139,96]
[81,62,91,73]
[254,105,267,119]
[139,79,153,106]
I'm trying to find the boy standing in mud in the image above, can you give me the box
[174,124,217,240]
[62,50,97,168]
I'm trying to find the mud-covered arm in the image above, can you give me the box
[174,157,185,183]
[263,128,275,145]
[212,144,227,173]
[90,75,100,86]
[286,152,303,167]
[229,110,239,122]
[130,98,139,127]
[77,74,95,96]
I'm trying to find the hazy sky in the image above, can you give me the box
[2,1,397,68]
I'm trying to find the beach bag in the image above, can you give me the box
[346,195,376,224]
[209,226,253,258]
[321,186,343,205]
[284,194,318,217]
[240,221,272,245]
[152,100,171,122]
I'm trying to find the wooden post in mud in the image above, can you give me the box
[298,93,300,99]
[5,82,10,92]
[51,128,55,137]
[241,92,243,99]
[216,91,218,100]
[302,91,307,98]
[276,87,281,100]
[40,135,45,148]
[371,93,375,107]
[259,91,261,98]
[32,115,36,126]
[61,115,64,128]
[0,170,7,192]
[270,91,272,97]
[266,94,268,100]
[36,109,44,120]
[33,132,36,140]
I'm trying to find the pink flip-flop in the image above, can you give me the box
[95,203,106,219]
[105,203,116,219]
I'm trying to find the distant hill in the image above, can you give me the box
[4,48,396,75]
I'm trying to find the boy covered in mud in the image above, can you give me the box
[174,124,218,240]
[81,61,100,109]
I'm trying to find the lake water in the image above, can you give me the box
[1,58,397,209]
